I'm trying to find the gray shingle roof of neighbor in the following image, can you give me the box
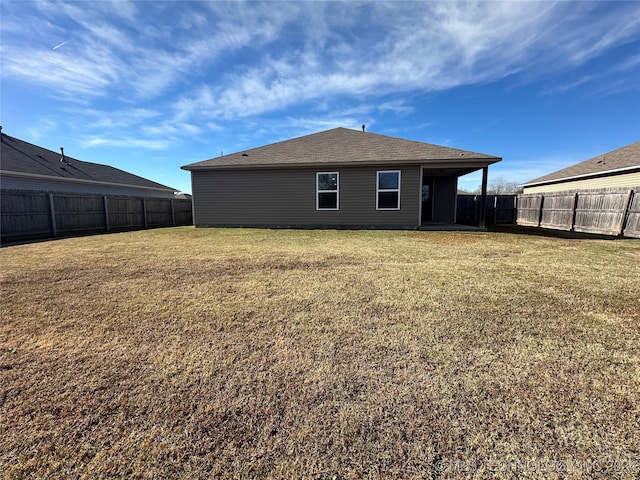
[181,127,501,170]
[1,132,177,192]
[522,141,640,187]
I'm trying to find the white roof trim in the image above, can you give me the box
[0,169,176,193]
[521,165,640,187]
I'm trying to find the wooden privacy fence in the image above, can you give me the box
[1,190,193,244]
[457,194,517,226]
[517,188,639,238]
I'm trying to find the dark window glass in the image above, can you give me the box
[317,173,338,191]
[318,192,338,209]
[378,192,399,209]
[378,172,399,190]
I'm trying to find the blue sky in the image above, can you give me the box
[1,0,639,194]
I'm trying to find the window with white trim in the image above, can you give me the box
[377,170,401,210]
[317,172,339,210]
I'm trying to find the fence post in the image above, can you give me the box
[570,192,578,231]
[479,166,488,228]
[125,198,130,228]
[143,198,148,229]
[619,190,634,236]
[536,195,544,227]
[48,193,58,237]
[103,195,110,232]
[171,199,176,227]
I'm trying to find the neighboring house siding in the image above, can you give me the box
[192,166,421,228]
[522,171,640,194]
[1,175,175,198]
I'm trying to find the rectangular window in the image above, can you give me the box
[377,170,401,210]
[317,172,339,210]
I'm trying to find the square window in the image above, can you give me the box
[317,173,338,191]
[378,171,399,190]
[318,192,337,209]
[378,191,399,209]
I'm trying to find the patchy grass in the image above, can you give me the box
[1,227,639,479]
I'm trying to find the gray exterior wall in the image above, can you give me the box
[1,175,175,198]
[191,165,423,228]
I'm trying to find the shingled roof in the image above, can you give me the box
[522,141,640,187]
[182,127,501,170]
[1,132,176,192]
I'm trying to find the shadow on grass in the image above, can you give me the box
[487,224,628,240]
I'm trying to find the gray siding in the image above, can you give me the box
[1,176,175,198]
[192,166,421,228]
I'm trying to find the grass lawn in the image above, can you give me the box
[1,227,639,479]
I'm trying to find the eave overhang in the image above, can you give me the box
[521,165,640,188]
[181,157,501,172]
[1,170,177,193]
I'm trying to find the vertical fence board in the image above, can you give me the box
[53,194,105,234]
[48,193,58,237]
[516,194,543,226]
[1,190,193,244]
[573,190,630,235]
[0,191,51,238]
[517,188,639,238]
[623,191,640,238]
[494,195,517,224]
[456,194,518,226]
[539,193,574,230]
[103,196,110,232]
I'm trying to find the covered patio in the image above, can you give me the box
[420,164,490,229]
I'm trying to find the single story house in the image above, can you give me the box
[1,128,177,198]
[521,141,640,194]
[182,127,501,229]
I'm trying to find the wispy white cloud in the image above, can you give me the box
[169,1,640,123]
[543,51,640,97]
[25,118,59,141]
[377,100,414,115]
[82,107,162,130]
[82,136,170,150]
[3,1,637,104]
[141,122,202,137]
[2,0,638,155]
[1,0,296,100]
[72,107,204,149]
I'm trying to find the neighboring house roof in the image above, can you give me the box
[1,132,176,193]
[522,141,640,187]
[182,127,501,170]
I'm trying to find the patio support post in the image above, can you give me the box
[479,166,489,229]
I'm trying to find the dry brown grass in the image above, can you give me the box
[1,227,639,479]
